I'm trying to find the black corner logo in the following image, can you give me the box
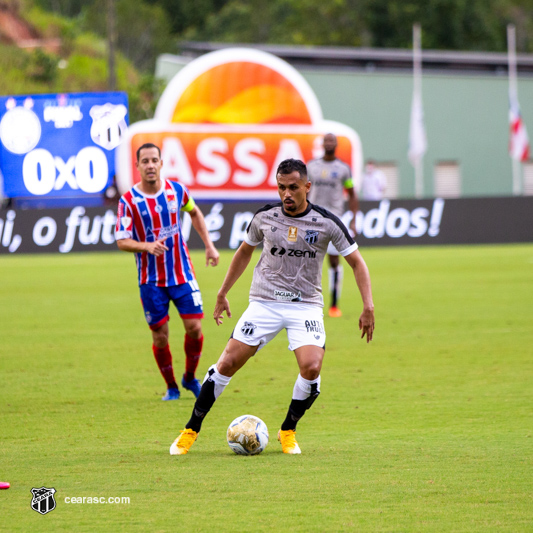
[31,487,57,515]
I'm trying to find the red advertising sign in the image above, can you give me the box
[116,48,362,199]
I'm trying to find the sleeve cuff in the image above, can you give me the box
[339,242,358,256]
[115,230,132,240]
[244,235,261,247]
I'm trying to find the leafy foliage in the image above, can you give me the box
[7,0,533,125]
[82,0,174,72]
[182,0,533,52]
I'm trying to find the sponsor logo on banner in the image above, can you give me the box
[0,97,41,154]
[89,102,128,150]
[43,94,83,128]
[4,197,533,254]
[116,48,363,199]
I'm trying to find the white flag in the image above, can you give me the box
[408,90,427,165]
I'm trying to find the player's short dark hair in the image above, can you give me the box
[136,143,161,161]
[276,159,307,179]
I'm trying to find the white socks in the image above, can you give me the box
[328,266,344,300]
[292,374,321,400]
[204,364,232,399]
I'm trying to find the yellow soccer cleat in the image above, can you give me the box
[328,306,342,318]
[277,429,302,454]
[169,428,198,455]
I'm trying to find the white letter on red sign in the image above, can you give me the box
[161,138,194,186]
[196,138,230,187]
[268,140,304,186]
[233,138,267,187]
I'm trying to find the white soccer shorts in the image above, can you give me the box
[232,301,326,352]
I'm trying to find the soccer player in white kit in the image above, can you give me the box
[170,159,374,455]
[307,133,359,318]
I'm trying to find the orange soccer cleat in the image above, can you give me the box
[328,306,342,318]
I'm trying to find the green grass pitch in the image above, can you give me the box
[1,244,532,532]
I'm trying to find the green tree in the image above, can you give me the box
[82,0,174,71]
[179,0,533,52]
[144,0,229,35]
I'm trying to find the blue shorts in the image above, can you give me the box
[140,281,204,330]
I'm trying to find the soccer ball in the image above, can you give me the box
[227,415,269,455]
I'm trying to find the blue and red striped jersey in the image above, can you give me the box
[115,179,197,287]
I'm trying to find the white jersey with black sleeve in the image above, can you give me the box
[244,202,358,307]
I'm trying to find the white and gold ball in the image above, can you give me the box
[227,415,269,455]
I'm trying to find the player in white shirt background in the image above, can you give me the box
[307,133,359,318]
[361,159,388,201]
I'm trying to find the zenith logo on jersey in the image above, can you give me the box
[270,246,316,258]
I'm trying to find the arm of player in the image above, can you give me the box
[214,241,256,326]
[116,238,168,256]
[188,205,220,267]
[344,249,375,342]
[346,187,359,236]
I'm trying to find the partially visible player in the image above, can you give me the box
[115,143,219,401]
[307,133,359,317]
[169,158,374,456]
[361,159,387,200]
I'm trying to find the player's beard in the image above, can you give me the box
[284,200,296,211]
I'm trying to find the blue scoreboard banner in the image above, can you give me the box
[0,92,128,208]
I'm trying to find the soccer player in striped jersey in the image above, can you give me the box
[307,133,359,318]
[115,143,219,401]
[170,158,374,456]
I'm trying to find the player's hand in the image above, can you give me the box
[146,240,168,256]
[213,293,231,326]
[359,307,375,343]
[206,244,220,267]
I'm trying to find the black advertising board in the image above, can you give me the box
[0,197,532,255]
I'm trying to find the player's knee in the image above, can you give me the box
[300,362,321,381]
[216,359,237,377]
[184,322,202,339]
[152,329,168,348]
